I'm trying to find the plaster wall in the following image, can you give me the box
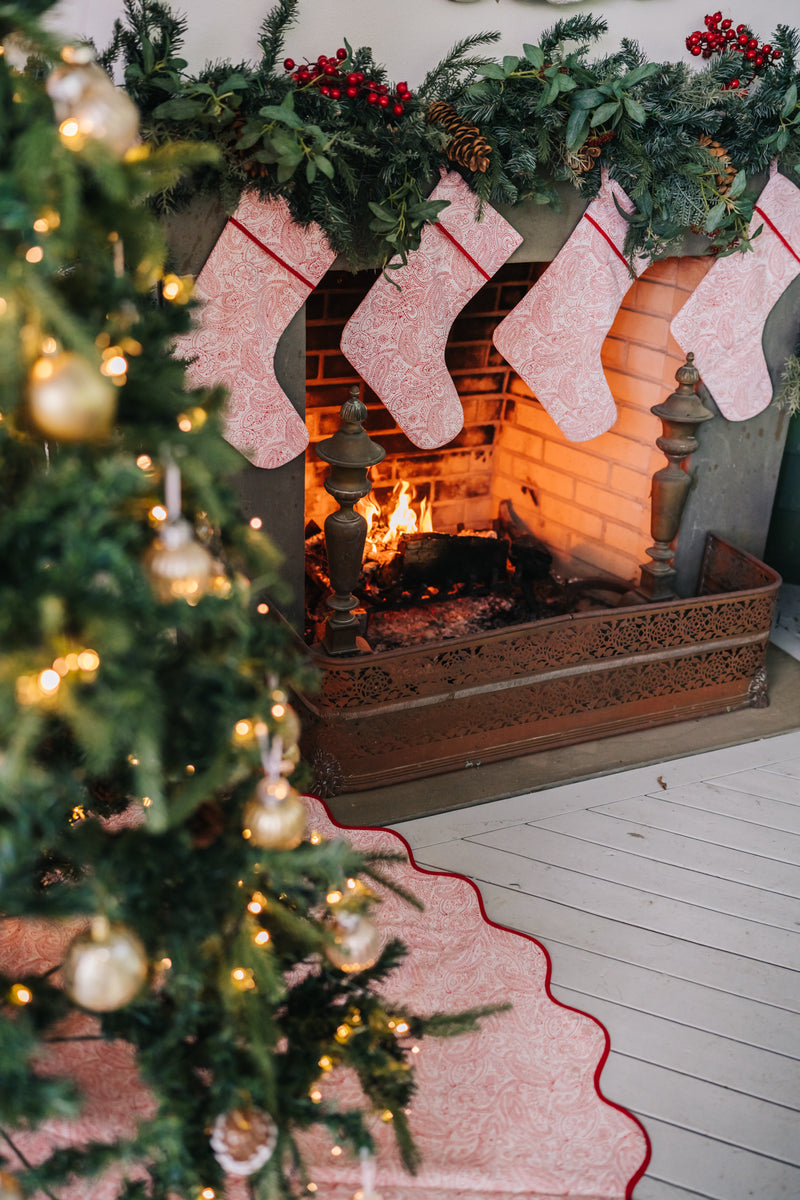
[51,0,800,82]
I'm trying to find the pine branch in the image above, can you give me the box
[257,0,299,73]
[417,30,501,102]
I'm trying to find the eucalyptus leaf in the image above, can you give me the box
[522,43,545,68]
[477,62,508,80]
[782,82,798,119]
[728,169,747,199]
[591,100,620,126]
[622,96,646,124]
[565,107,590,150]
[502,56,520,75]
[704,200,727,231]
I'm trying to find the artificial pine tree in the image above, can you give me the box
[0,6,486,1198]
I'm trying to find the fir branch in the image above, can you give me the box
[257,0,299,74]
[417,30,501,102]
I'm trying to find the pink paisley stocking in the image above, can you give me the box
[340,172,523,450]
[174,192,336,468]
[671,165,800,421]
[493,173,650,442]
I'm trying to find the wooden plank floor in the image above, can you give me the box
[392,728,800,1199]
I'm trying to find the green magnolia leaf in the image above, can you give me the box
[591,100,620,126]
[623,62,659,88]
[572,88,606,110]
[565,107,590,150]
[258,103,304,129]
[152,97,205,119]
[522,43,545,69]
[477,62,508,80]
[502,56,520,74]
[782,82,798,119]
[728,169,747,199]
[704,200,727,231]
[623,96,646,123]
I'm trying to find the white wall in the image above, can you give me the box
[50,0,800,85]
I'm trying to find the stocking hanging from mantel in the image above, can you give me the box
[671,164,800,422]
[174,191,336,469]
[493,171,650,442]
[340,171,523,450]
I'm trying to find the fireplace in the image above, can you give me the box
[164,191,793,794]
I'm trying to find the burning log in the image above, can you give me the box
[398,531,509,592]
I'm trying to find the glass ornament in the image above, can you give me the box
[27,351,116,441]
[47,51,139,157]
[63,917,148,1012]
[325,910,381,973]
[242,777,306,849]
[144,516,214,603]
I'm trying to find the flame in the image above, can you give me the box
[359,480,432,553]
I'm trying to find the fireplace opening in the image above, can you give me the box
[303,257,709,651]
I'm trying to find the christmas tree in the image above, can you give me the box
[0,6,486,1198]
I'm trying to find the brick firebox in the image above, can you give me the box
[304,256,712,586]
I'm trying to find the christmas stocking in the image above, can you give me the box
[340,171,523,450]
[671,164,800,421]
[493,172,650,442]
[174,191,336,468]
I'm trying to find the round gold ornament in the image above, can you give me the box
[63,916,148,1012]
[47,53,140,157]
[144,517,215,603]
[0,1171,24,1200]
[27,351,116,442]
[325,911,381,974]
[242,777,306,850]
[210,1106,278,1176]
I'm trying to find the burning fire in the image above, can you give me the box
[359,480,432,554]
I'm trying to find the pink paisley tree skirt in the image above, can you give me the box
[0,799,650,1200]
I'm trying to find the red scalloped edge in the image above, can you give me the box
[310,794,652,1200]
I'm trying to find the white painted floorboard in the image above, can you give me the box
[392,726,800,1199]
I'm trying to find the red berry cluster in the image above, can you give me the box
[686,13,782,89]
[282,50,412,115]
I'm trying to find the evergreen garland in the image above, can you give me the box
[98,1,800,269]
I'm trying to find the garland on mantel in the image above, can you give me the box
[102,0,800,269]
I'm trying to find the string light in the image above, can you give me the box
[318,1055,333,1071]
[70,805,86,823]
[149,504,167,523]
[310,832,322,845]
[185,764,195,775]
[380,1110,394,1123]
[25,247,43,263]
[253,930,270,946]
[136,455,152,470]
[395,1021,410,1035]
[256,602,269,614]
[59,118,82,142]
[334,1023,351,1043]
[234,719,253,740]
[41,336,57,355]
[307,1185,318,1194]
[201,1190,216,1200]
[247,893,267,914]
[249,517,263,530]
[159,958,172,970]
[326,891,342,905]
[9,984,32,1005]
[142,797,152,808]
[331,1146,343,1157]
[347,878,357,890]
[177,415,192,432]
[309,1089,322,1104]
[231,967,256,991]
[37,669,60,695]
[411,1045,420,1054]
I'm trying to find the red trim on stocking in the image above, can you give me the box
[583,212,630,268]
[754,205,800,267]
[228,216,316,289]
[433,221,492,280]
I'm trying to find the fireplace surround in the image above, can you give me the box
[165,186,798,792]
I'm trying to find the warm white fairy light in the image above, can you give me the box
[253,930,270,946]
[201,1189,215,1200]
[37,668,60,695]
[33,218,49,233]
[41,336,57,354]
[326,891,342,905]
[318,1055,333,1071]
[142,796,152,808]
[177,414,192,432]
[256,602,269,614]
[136,455,152,470]
[77,649,100,671]
[309,1089,322,1104]
[249,517,262,530]
[395,1021,410,1035]
[150,504,167,522]
[411,1045,420,1054]
[25,246,43,263]
[331,1146,343,1157]
[9,984,32,1005]
[310,832,322,845]
[59,118,81,141]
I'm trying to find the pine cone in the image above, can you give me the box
[427,101,491,173]
[311,748,345,799]
[698,135,737,195]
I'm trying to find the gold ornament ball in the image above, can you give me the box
[242,777,306,850]
[325,911,381,974]
[27,352,116,442]
[0,1172,23,1200]
[210,1106,278,1177]
[47,59,140,156]
[63,917,148,1012]
[144,517,215,603]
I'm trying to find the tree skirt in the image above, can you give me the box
[294,798,650,1200]
[0,801,650,1199]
